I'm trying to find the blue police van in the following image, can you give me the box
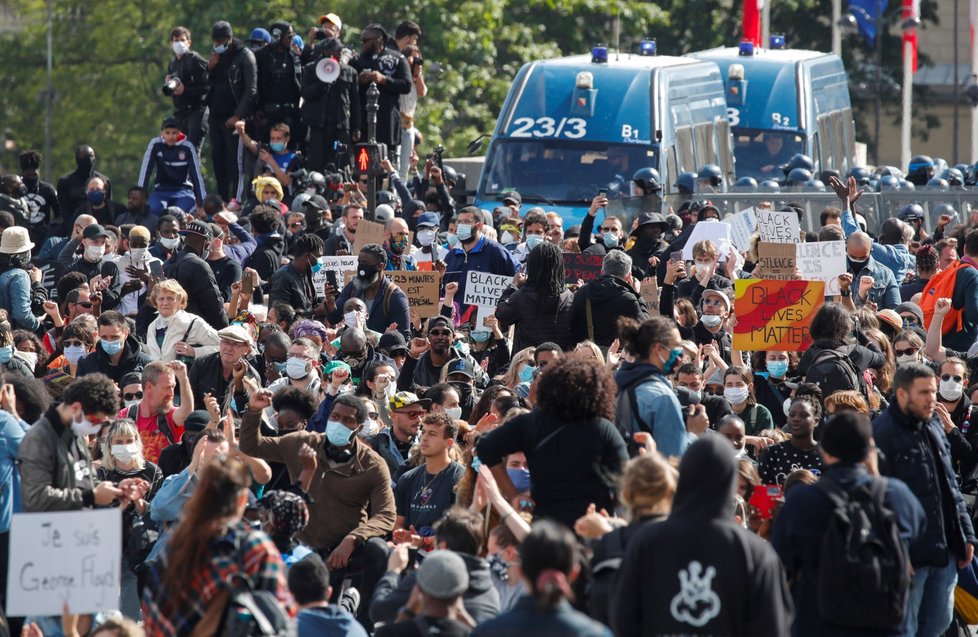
[689,42,855,181]
[473,47,734,226]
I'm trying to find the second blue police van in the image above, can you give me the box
[473,48,734,226]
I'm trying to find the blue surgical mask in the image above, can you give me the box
[0,346,11,364]
[457,223,474,241]
[470,330,491,343]
[660,347,683,374]
[507,467,531,493]
[213,42,228,54]
[602,231,618,248]
[273,361,288,374]
[445,232,460,248]
[525,234,544,250]
[519,364,536,383]
[766,360,789,379]
[326,420,354,447]
[101,338,124,356]
[86,190,106,205]
[310,259,323,275]
[269,142,286,152]
[471,455,483,472]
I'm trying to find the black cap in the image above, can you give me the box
[361,23,388,40]
[675,386,701,409]
[212,20,233,41]
[631,212,667,236]
[183,410,211,433]
[120,372,142,388]
[378,331,408,354]
[820,411,872,464]
[82,224,111,240]
[427,316,454,333]
[445,358,477,379]
[502,191,522,206]
[161,116,181,131]
[303,194,328,211]
[179,220,214,240]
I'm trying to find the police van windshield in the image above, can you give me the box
[732,128,805,180]
[481,139,657,204]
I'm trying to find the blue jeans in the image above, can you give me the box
[907,555,957,637]
[148,189,196,216]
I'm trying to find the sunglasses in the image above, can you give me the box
[288,222,305,229]
[942,374,963,383]
[900,315,920,325]
[399,410,427,419]
[894,347,918,357]
[74,302,93,309]
[124,391,143,401]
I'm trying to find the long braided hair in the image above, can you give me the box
[524,241,565,312]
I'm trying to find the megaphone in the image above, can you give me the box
[316,58,340,83]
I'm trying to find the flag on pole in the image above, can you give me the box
[849,0,889,45]
[742,0,761,46]
[902,0,919,72]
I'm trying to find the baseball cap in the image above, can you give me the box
[445,358,477,379]
[389,391,432,412]
[502,191,521,207]
[120,372,142,388]
[319,13,342,30]
[161,116,181,131]
[83,224,111,240]
[416,212,440,229]
[179,220,214,240]
[427,316,455,333]
[217,325,253,346]
[183,410,211,433]
[378,331,408,355]
[417,550,469,600]
[701,288,731,313]
[248,28,271,44]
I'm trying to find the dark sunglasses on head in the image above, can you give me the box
[124,391,143,401]
[942,374,963,383]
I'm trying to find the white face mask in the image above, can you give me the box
[417,228,437,247]
[344,310,363,328]
[159,236,180,250]
[724,386,750,405]
[70,414,101,437]
[940,379,964,401]
[110,443,140,464]
[896,353,918,364]
[172,40,189,56]
[286,356,311,380]
[501,231,515,245]
[701,314,723,328]
[15,350,38,369]
[85,244,105,261]
[783,397,793,417]
[359,418,381,438]
[129,247,147,262]
[693,261,713,275]
[64,345,86,366]
[445,406,463,420]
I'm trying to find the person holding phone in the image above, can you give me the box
[578,191,625,254]
[269,234,327,317]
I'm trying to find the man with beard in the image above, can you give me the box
[18,150,59,237]
[56,145,112,224]
[118,361,195,464]
[324,243,410,339]
[397,316,488,395]
[114,186,157,232]
[163,220,229,329]
[351,24,411,156]
[442,206,518,319]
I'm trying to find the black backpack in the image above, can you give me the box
[803,347,863,397]
[815,477,911,631]
[219,571,295,637]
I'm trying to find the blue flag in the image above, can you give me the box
[848,0,888,44]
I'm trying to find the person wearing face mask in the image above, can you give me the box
[165,26,210,150]
[426,382,463,423]
[56,145,112,221]
[0,175,30,229]
[237,121,302,190]
[625,212,670,278]
[325,243,412,339]
[398,316,488,395]
[377,331,410,371]
[18,373,149,513]
[382,217,418,271]
[411,212,447,266]
[442,206,519,316]
[115,225,165,318]
[149,213,182,262]
[722,366,774,437]
[68,175,124,228]
[614,316,694,458]
[674,239,732,307]
[137,117,207,216]
[76,311,152,386]
[467,315,511,380]
[47,322,95,380]
[751,350,795,428]
[578,193,625,255]
[59,223,124,311]
[509,209,549,264]
[252,20,302,149]
[0,227,47,335]
[17,150,59,232]
[97,419,163,619]
[163,219,230,329]
[665,282,733,363]
[355,361,398,431]
[844,230,901,311]
[267,338,325,405]
[444,358,484,422]
[268,233,326,317]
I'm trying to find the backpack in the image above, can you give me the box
[615,380,652,457]
[127,403,175,445]
[803,347,863,398]
[218,572,295,637]
[921,260,975,335]
[815,477,911,631]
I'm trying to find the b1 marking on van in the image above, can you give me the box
[509,117,587,139]
[621,125,640,140]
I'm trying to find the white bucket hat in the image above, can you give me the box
[0,227,34,254]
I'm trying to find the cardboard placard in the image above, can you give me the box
[563,253,604,285]
[351,219,387,256]
[463,271,512,329]
[756,242,797,280]
[733,279,825,351]
[313,255,359,296]
[795,241,847,296]
[681,220,733,260]
[6,509,122,616]
[756,208,801,244]
[640,277,660,316]
[387,270,442,318]
[723,207,758,252]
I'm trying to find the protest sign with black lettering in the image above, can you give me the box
[756,208,801,244]
[388,270,442,318]
[563,253,603,285]
[464,271,512,329]
[681,220,733,260]
[313,255,359,295]
[756,242,797,280]
[723,207,758,253]
[795,241,846,296]
[733,279,824,351]
[6,509,122,616]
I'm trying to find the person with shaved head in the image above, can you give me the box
[846,230,900,310]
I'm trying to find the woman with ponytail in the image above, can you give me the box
[471,520,613,637]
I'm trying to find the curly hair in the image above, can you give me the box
[359,243,388,269]
[272,386,319,420]
[62,373,121,415]
[790,382,824,422]
[524,241,565,312]
[809,302,852,345]
[535,352,615,422]
[250,204,283,234]
[293,233,325,258]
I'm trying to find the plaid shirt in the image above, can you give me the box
[141,520,295,636]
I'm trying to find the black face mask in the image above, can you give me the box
[76,156,95,174]
[21,176,38,189]
[847,256,868,273]
[449,381,473,403]
[356,265,379,288]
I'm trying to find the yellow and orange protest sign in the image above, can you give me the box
[733,279,824,351]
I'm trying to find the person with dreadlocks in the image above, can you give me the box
[269,233,327,317]
[495,241,574,352]
[18,149,60,237]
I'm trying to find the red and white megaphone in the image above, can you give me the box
[315,58,340,83]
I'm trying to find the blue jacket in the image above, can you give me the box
[852,255,901,310]
[222,222,258,266]
[0,268,41,332]
[137,137,206,202]
[0,412,30,533]
[471,597,612,637]
[442,235,518,310]
[297,606,368,637]
[771,464,925,637]
[841,207,915,285]
[614,361,690,458]
[147,467,197,561]
[873,402,977,566]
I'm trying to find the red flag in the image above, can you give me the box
[902,0,920,72]
[742,0,761,47]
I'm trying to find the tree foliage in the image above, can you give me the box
[0,0,937,187]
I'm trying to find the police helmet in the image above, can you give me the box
[803,179,826,192]
[732,176,758,192]
[441,165,458,186]
[784,167,813,186]
[926,177,950,190]
[848,166,871,185]
[941,167,964,187]
[696,164,724,189]
[878,175,901,191]
[758,179,781,193]
[781,153,814,175]
[898,204,925,222]
[675,171,697,194]
[631,167,663,194]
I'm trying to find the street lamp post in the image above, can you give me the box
[365,81,379,220]
[874,0,883,167]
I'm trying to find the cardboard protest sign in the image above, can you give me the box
[756,242,797,280]
[388,270,441,318]
[464,271,512,329]
[563,253,604,285]
[351,219,387,256]
[733,279,824,351]
[6,509,122,616]
[723,207,758,252]
[640,277,660,316]
[795,241,846,296]
[313,255,359,295]
[681,220,732,260]
[756,208,801,244]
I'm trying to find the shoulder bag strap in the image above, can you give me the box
[586,298,595,342]
[157,411,175,445]
[533,425,568,454]
[181,317,198,343]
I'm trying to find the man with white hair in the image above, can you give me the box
[570,250,649,346]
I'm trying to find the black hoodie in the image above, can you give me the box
[611,436,793,636]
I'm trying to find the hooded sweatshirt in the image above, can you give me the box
[611,436,793,636]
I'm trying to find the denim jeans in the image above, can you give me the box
[907,555,957,637]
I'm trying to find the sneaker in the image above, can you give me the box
[340,586,361,615]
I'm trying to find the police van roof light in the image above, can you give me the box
[640,39,657,56]
[770,34,786,49]
[591,45,609,63]
[576,71,594,89]
[728,64,745,81]
[738,41,755,56]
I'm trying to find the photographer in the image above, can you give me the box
[301,13,343,64]
[301,37,361,173]
[165,26,209,150]
[398,44,427,178]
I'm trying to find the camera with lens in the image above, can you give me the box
[431,144,445,170]
[413,57,424,68]
[162,76,180,97]
[314,27,328,41]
